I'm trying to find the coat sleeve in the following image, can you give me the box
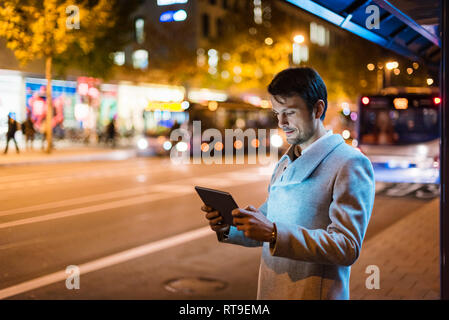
[269,155,375,266]
[217,166,275,250]
[217,199,268,247]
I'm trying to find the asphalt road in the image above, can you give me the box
[0,158,439,299]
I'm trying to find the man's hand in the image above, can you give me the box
[201,205,230,233]
[232,205,274,242]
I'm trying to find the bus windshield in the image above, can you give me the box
[359,95,439,145]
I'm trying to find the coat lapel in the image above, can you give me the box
[275,134,344,185]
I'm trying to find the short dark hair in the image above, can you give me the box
[268,67,328,120]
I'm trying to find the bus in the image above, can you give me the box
[357,87,440,184]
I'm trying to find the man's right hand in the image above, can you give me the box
[201,205,230,233]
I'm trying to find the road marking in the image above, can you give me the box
[0,186,154,217]
[0,161,142,183]
[385,183,423,197]
[0,192,185,230]
[0,172,269,229]
[0,239,45,251]
[0,226,212,299]
[0,162,171,190]
[0,167,271,220]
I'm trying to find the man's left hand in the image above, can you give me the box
[232,205,274,242]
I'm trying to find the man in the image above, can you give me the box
[22,114,36,150]
[105,118,117,148]
[202,67,375,300]
[4,113,20,154]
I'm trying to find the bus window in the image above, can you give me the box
[359,95,439,145]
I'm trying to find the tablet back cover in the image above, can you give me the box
[195,186,238,226]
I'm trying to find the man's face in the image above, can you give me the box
[270,95,317,145]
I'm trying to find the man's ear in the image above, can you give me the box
[314,100,325,120]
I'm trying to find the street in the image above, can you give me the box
[0,157,438,299]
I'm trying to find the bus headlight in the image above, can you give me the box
[163,141,172,151]
[416,144,428,156]
[137,138,148,150]
[176,141,188,152]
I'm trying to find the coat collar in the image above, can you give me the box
[273,134,344,185]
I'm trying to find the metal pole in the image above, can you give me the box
[440,0,449,301]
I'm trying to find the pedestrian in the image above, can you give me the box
[40,118,47,150]
[202,67,375,300]
[3,113,20,154]
[105,118,116,148]
[22,114,36,150]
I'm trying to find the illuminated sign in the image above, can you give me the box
[188,89,227,102]
[0,73,23,131]
[160,10,187,22]
[74,103,90,121]
[118,83,185,103]
[157,0,188,5]
[393,98,408,110]
[117,83,185,132]
[146,102,184,112]
[132,49,149,70]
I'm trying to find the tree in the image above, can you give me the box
[0,0,115,153]
[53,0,144,80]
[199,0,292,94]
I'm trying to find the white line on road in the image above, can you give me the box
[0,173,269,229]
[0,238,45,251]
[0,186,153,217]
[0,192,186,230]
[0,160,173,191]
[0,167,271,225]
[0,226,213,299]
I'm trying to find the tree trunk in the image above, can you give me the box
[45,56,53,154]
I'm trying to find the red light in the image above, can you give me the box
[434,97,441,104]
[362,97,370,105]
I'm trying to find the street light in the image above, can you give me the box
[386,61,398,70]
[384,61,398,87]
[264,37,273,45]
[293,34,305,44]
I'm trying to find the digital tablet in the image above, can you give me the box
[195,186,238,226]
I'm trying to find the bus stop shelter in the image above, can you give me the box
[285,0,448,299]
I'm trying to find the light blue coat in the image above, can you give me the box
[219,134,375,299]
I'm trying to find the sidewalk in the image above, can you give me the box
[350,198,439,299]
[0,146,137,167]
